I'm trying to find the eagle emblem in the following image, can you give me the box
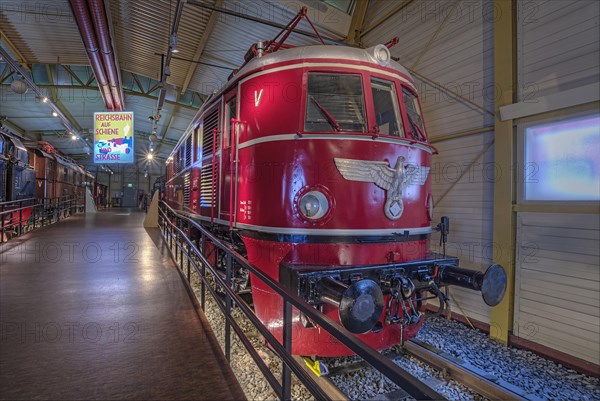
[334,157,430,220]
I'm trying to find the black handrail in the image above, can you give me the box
[0,195,82,243]
[158,201,446,401]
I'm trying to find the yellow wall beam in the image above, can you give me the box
[490,0,516,344]
[430,126,494,144]
[344,0,370,45]
[513,204,600,214]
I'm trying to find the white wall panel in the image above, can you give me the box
[363,0,495,139]
[428,132,495,323]
[518,0,600,100]
[514,213,600,365]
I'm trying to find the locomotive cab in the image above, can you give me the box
[165,41,507,356]
[2,134,35,202]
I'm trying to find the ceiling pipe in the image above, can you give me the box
[0,45,89,150]
[153,0,186,131]
[88,0,123,110]
[68,0,115,110]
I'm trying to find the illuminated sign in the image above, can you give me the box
[94,111,134,163]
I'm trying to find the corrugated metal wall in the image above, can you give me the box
[513,0,600,363]
[363,0,495,323]
[429,132,495,323]
[515,213,600,364]
[517,0,600,101]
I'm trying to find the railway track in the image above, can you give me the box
[314,340,537,401]
[403,340,535,401]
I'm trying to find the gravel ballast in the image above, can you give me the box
[174,247,598,401]
[416,316,600,401]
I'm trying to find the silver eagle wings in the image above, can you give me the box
[334,157,430,220]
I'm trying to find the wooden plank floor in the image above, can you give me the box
[0,209,246,400]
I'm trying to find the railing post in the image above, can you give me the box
[282,300,293,401]
[225,252,233,362]
[1,203,5,244]
[179,229,184,270]
[200,236,206,310]
[18,200,23,237]
[186,248,191,282]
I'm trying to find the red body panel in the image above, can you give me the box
[244,237,425,356]
[235,139,431,230]
[164,47,435,356]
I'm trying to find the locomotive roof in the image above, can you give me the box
[177,45,413,151]
[235,44,412,82]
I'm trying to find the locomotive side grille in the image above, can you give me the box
[202,109,219,157]
[183,172,191,207]
[185,135,192,167]
[199,163,214,207]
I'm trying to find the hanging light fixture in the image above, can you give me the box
[52,111,59,117]
[10,77,28,94]
[170,33,179,53]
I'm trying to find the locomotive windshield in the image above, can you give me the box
[371,78,404,136]
[402,87,426,141]
[305,73,367,132]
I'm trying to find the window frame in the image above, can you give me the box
[370,76,405,138]
[303,71,368,134]
[517,111,600,205]
[224,95,237,149]
[400,85,428,142]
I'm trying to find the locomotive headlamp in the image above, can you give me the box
[299,190,329,220]
[426,194,434,221]
[370,44,391,67]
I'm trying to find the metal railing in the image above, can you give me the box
[158,201,446,401]
[0,195,80,243]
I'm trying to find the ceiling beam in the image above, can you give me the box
[360,0,414,39]
[62,65,85,86]
[411,0,461,70]
[0,30,31,71]
[0,117,32,139]
[0,46,87,147]
[344,0,369,45]
[180,0,223,95]
[0,82,200,111]
[46,65,84,133]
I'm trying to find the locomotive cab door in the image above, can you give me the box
[219,92,237,225]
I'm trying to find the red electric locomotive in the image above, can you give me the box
[165,17,506,357]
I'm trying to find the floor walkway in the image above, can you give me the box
[0,209,245,400]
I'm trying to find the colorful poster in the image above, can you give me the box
[94,112,134,163]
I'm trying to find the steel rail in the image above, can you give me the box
[158,201,447,401]
[405,340,533,401]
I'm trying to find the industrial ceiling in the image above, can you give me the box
[0,0,367,175]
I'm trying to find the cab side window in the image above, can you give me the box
[371,78,404,137]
